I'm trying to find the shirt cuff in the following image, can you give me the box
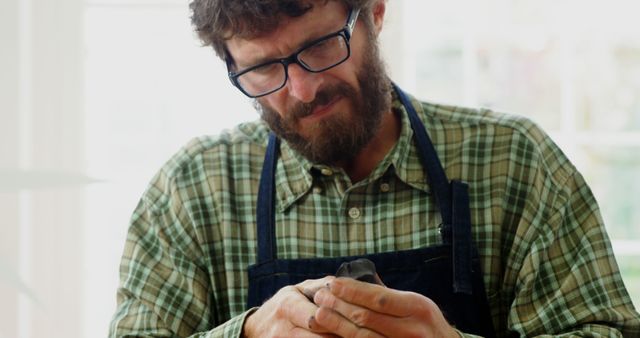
[205,307,259,338]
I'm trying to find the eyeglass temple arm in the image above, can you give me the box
[345,8,360,39]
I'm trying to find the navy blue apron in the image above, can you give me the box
[246,84,496,337]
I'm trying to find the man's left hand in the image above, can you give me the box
[312,277,459,338]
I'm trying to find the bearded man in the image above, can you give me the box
[109,0,640,337]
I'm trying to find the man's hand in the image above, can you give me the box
[243,276,339,338]
[312,277,459,338]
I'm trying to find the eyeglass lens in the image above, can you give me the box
[236,34,349,97]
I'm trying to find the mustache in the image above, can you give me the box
[287,84,349,119]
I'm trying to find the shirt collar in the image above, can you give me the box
[275,140,314,212]
[275,87,430,212]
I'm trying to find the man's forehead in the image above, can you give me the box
[226,0,349,68]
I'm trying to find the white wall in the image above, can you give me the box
[1,0,86,336]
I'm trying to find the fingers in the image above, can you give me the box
[245,276,342,337]
[314,287,405,337]
[313,305,386,338]
[297,275,336,290]
[279,286,325,330]
[298,275,336,301]
[314,279,457,338]
[286,276,336,331]
[326,277,420,317]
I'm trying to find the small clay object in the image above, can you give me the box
[335,258,383,285]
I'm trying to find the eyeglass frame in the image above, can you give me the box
[226,7,361,98]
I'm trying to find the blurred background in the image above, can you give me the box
[1,0,639,337]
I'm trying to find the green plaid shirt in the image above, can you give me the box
[110,90,640,337]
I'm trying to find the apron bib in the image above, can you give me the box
[246,84,496,337]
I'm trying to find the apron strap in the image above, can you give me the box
[256,133,279,263]
[392,83,453,227]
[451,180,473,294]
[392,83,473,295]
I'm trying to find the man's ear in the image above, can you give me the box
[371,0,386,36]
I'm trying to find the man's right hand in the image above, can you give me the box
[242,276,338,338]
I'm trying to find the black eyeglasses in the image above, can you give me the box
[227,8,360,98]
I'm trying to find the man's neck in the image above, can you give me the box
[338,109,401,183]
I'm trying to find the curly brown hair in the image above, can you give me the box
[189,0,378,60]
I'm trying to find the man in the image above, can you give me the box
[109,0,640,337]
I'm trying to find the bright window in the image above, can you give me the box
[388,0,640,307]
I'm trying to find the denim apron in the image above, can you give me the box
[246,85,497,337]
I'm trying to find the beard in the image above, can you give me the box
[256,36,391,165]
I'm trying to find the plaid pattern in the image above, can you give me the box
[110,90,640,337]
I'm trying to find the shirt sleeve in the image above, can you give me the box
[502,158,640,336]
[108,168,251,338]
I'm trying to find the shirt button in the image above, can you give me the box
[320,168,333,176]
[380,182,390,192]
[348,207,361,220]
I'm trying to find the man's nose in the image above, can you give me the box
[286,63,323,103]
